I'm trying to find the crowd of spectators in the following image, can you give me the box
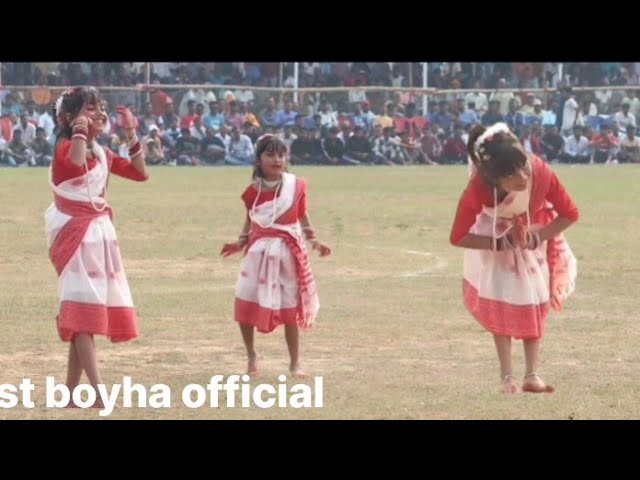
[1,63,639,167]
[3,62,640,89]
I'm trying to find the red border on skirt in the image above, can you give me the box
[463,279,549,340]
[235,298,297,333]
[57,300,138,343]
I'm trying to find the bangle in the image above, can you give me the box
[527,231,541,250]
[303,226,317,241]
[126,133,139,147]
[71,133,87,142]
[129,141,142,157]
[494,235,515,251]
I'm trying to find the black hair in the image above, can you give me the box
[53,87,104,142]
[252,134,288,180]
[467,124,527,185]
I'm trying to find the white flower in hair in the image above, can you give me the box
[53,88,75,118]
[54,94,64,117]
[473,122,513,155]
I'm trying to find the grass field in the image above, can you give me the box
[1,164,639,419]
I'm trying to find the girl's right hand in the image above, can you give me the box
[510,222,528,249]
[220,241,245,257]
[312,241,331,257]
[72,115,91,129]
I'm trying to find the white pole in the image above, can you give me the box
[145,62,151,103]
[558,63,563,85]
[422,62,428,116]
[279,62,284,106]
[293,62,299,104]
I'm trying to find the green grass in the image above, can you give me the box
[1,164,639,419]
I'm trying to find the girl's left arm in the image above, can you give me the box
[535,169,579,242]
[300,212,331,257]
[110,154,149,181]
[118,106,148,179]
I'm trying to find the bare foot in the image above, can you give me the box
[65,399,104,409]
[247,354,258,377]
[522,373,555,393]
[500,375,521,394]
[289,364,307,378]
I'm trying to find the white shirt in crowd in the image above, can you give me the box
[595,90,612,108]
[622,96,640,118]
[465,92,488,112]
[490,90,517,115]
[303,63,320,76]
[349,89,367,104]
[320,111,338,128]
[233,89,255,103]
[13,122,36,144]
[613,111,636,130]
[229,134,255,159]
[37,111,55,137]
[563,135,590,157]
[561,97,579,131]
[151,62,172,79]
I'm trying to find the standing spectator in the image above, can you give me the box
[490,78,518,116]
[465,80,489,114]
[560,90,579,136]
